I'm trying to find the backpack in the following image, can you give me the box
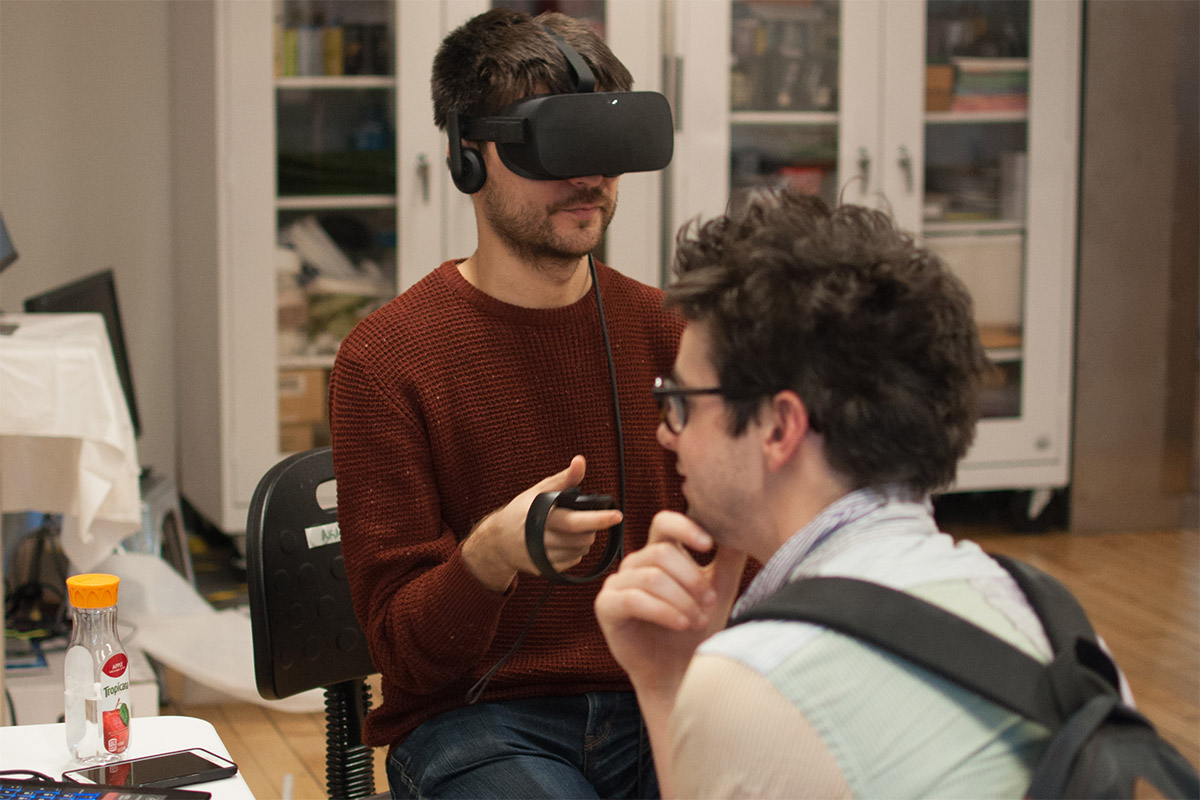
[729,553,1200,799]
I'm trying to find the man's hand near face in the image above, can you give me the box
[594,510,746,796]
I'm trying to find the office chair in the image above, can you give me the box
[246,446,378,799]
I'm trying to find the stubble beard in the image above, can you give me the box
[483,185,617,275]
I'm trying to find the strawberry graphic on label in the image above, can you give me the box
[102,702,130,753]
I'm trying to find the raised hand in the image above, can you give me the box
[595,510,746,695]
[463,455,624,591]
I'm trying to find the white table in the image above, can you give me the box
[0,715,255,799]
[0,312,142,569]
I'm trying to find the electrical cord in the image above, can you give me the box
[585,254,647,798]
[2,687,16,727]
[464,583,554,705]
[0,770,55,783]
[590,254,628,546]
[4,515,72,639]
[465,254,628,704]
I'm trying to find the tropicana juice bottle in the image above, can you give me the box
[64,573,131,762]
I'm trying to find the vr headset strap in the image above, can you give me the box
[459,116,525,144]
[446,110,466,169]
[450,27,595,149]
[542,26,596,93]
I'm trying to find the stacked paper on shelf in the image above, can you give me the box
[950,57,1028,112]
[280,216,356,281]
[277,216,391,357]
[276,246,307,358]
[280,216,389,294]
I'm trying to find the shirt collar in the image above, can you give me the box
[731,485,927,615]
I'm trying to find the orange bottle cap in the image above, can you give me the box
[66,573,120,608]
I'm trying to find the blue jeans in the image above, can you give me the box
[386,692,659,799]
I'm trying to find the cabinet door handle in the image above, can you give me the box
[417,154,430,204]
[664,55,683,132]
[857,147,871,189]
[898,145,913,193]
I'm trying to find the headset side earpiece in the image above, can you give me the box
[446,110,486,194]
[451,147,485,194]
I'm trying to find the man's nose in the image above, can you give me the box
[567,173,605,187]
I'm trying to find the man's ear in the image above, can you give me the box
[762,390,812,471]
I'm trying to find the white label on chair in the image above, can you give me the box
[305,521,342,548]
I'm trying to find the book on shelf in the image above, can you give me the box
[950,94,1028,112]
[949,56,1028,112]
[951,57,1030,74]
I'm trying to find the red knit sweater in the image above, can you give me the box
[328,260,685,748]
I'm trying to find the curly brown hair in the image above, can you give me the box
[666,189,989,494]
[431,8,633,129]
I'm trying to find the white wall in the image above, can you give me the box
[0,0,176,478]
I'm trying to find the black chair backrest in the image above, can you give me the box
[246,447,379,798]
[246,446,375,700]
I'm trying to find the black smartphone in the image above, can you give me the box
[61,747,238,789]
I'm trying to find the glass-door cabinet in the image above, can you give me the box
[727,1,841,206]
[666,0,1081,493]
[172,0,447,534]
[273,0,400,454]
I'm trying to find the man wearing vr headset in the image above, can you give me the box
[329,8,685,798]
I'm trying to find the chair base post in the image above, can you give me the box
[324,678,375,799]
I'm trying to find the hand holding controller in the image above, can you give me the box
[525,487,623,583]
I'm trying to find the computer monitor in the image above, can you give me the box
[0,211,16,272]
[23,268,142,438]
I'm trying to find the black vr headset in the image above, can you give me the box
[446,28,674,194]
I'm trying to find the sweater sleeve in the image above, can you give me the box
[329,340,511,696]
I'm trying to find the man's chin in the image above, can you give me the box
[551,231,606,260]
[682,505,724,543]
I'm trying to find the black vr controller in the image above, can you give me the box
[525,487,623,584]
[447,27,674,193]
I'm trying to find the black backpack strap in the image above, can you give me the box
[729,562,1200,800]
[1027,694,1200,799]
[1025,693,1121,797]
[988,554,1096,649]
[991,554,1125,724]
[729,576,1064,727]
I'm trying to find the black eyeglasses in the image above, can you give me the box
[652,376,724,434]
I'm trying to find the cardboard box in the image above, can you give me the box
[926,233,1023,329]
[925,65,954,112]
[278,368,327,424]
[279,421,316,453]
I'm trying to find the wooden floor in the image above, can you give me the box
[172,527,1199,799]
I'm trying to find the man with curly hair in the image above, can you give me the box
[597,189,1059,797]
